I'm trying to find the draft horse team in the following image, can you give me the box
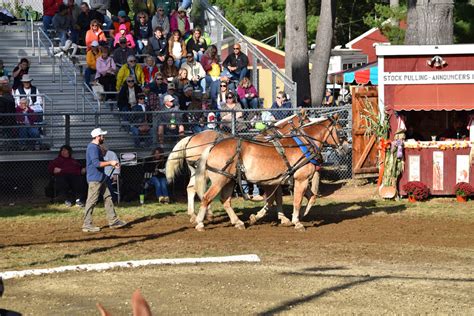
[166,112,349,231]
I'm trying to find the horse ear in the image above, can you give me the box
[96,303,113,316]
[332,113,339,121]
[299,108,307,119]
[131,289,152,316]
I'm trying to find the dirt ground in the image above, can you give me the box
[1,183,473,315]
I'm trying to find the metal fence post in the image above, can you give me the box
[65,114,70,145]
[152,112,158,144]
[231,111,236,135]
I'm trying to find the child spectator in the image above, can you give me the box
[113,23,135,49]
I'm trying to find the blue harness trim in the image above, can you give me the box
[292,136,321,166]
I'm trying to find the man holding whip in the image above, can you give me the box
[82,128,127,232]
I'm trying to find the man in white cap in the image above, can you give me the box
[83,127,126,232]
[158,94,184,144]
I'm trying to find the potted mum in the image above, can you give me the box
[454,182,473,202]
[402,181,430,202]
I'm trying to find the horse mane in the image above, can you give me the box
[301,116,328,128]
[274,114,298,127]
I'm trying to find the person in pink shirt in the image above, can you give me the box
[95,46,117,100]
[113,23,136,48]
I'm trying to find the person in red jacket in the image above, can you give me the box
[43,0,63,32]
[48,144,87,207]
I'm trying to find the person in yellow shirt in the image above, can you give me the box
[85,41,101,87]
[115,55,145,91]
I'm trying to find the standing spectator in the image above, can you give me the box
[134,11,153,54]
[15,97,41,150]
[186,27,207,62]
[82,128,127,233]
[0,85,16,141]
[85,19,107,50]
[180,52,206,92]
[151,6,170,37]
[130,93,152,148]
[143,147,170,203]
[146,26,168,66]
[95,46,117,100]
[52,4,73,46]
[116,55,145,91]
[89,0,112,30]
[110,10,132,38]
[109,0,130,17]
[143,56,160,84]
[236,77,259,109]
[170,7,190,37]
[77,2,104,45]
[113,23,136,49]
[48,145,86,207]
[85,40,100,87]
[11,58,30,91]
[223,43,249,82]
[0,59,9,79]
[270,91,293,121]
[112,37,136,68]
[168,30,187,68]
[43,0,63,32]
[117,76,142,112]
[161,55,179,82]
[158,94,184,144]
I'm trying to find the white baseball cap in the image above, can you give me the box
[91,128,107,138]
[91,40,99,47]
[164,95,175,102]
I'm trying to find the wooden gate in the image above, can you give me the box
[351,86,379,178]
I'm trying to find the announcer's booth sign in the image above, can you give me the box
[120,152,138,166]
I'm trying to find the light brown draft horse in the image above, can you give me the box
[194,115,349,231]
[165,113,311,224]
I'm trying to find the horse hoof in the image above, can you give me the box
[249,214,257,225]
[294,223,306,232]
[189,214,197,225]
[195,223,205,232]
[280,219,293,227]
[235,221,246,230]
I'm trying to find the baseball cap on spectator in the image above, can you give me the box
[91,128,107,138]
[119,37,127,44]
[186,52,193,58]
[118,10,127,17]
[178,7,186,12]
[167,82,176,90]
[91,40,99,47]
[183,84,193,93]
[164,95,175,102]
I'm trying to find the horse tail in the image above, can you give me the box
[195,145,212,198]
[166,136,191,183]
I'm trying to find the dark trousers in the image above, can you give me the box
[55,174,86,202]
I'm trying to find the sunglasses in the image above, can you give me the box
[156,78,163,80]
[92,24,99,27]
[157,9,164,11]
[233,47,240,50]
[139,16,145,19]
[220,84,227,87]
[227,96,234,99]
[138,97,145,99]
[127,80,135,83]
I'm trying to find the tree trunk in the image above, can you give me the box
[405,0,454,45]
[309,0,335,106]
[285,0,310,104]
[390,0,399,7]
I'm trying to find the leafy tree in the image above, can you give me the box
[454,0,474,43]
[364,4,407,44]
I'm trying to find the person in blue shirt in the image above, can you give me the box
[82,128,127,232]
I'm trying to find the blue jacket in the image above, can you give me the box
[86,142,105,183]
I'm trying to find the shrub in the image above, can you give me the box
[454,182,473,197]
[402,181,430,201]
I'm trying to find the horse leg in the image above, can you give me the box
[195,184,221,231]
[249,185,274,225]
[275,186,292,226]
[187,175,197,224]
[220,182,245,230]
[292,178,309,231]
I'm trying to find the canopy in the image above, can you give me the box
[329,62,378,85]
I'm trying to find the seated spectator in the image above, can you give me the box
[85,40,100,87]
[151,6,170,37]
[173,68,189,96]
[185,91,208,133]
[210,76,234,110]
[77,2,104,45]
[117,76,143,112]
[109,1,130,20]
[112,36,136,68]
[322,89,333,106]
[116,55,145,91]
[161,82,179,107]
[170,7,190,37]
[178,84,193,110]
[110,10,132,38]
[130,93,152,148]
[143,56,160,84]
[15,97,41,150]
[186,27,207,62]
[222,43,249,82]
[158,94,184,144]
[143,147,170,203]
[134,11,153,54]
[89,0,112,30]
[95,46,117,100]
[161,55,179,82]
[168,30,187,68]
[13,75,43,118]
[220,91,243,132]
[11,58,30,90]
[270,91,293,121]
[0,85,16,140]
[52,4,73,46]
[153,0,178,17]
[66,0,81,44]
[43,0,63,32]
[85,19,107,50]
[298,95,312,108]
[0,59,9,79]
[201,45,220,88]
[146,26,168,66]
[180,52,206,92]
[148,73,168,95]
[236,77,259,109]
[113,23,135,49]
[47,145,86,207]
